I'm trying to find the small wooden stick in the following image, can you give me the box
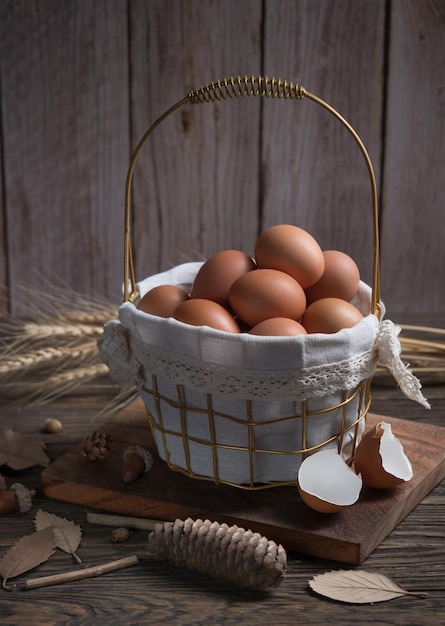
[86,511,164,531]
[23,555,138,590]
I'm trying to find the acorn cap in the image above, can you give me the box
[123,445,153,473]
[11,483,35,513]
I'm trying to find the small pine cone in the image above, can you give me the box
[147,517,287,591]
[80,429,114,461]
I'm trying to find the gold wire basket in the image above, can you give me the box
[121,76,382,490]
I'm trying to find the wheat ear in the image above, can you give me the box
[0,343,98,380]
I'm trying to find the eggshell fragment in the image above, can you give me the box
[354,421,413,489]
[298,449,363,513]
[254,224,325,288]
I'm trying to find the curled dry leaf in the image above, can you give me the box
[309,569,428,604]
[34,509,83,564]
[0,427,49,470]
[0,527,56,590]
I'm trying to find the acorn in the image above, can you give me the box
[122,445,153,482]
[0,483,35,516]
[111,527,131,543]
[44,418,63,434]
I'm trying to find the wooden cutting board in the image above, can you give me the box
[41,399,445,564]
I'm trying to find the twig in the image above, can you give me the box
[86,511,163,531]
[22,555,138,590]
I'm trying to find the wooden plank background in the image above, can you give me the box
[0,0,443,317]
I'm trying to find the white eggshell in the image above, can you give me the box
[379,422,413,481]
[298,449,363,509]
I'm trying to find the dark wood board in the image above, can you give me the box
[41,398,445,564]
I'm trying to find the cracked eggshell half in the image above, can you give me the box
[354,421,413,489]
[297,449,363,513]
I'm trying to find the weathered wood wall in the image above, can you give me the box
[0,0,444,317]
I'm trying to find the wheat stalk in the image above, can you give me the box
[91,386,139,421]
[0,343,98,380]
[15,321,103,340]
[62,311,116,326]
[1,363,112,407]
[35,363,111,404]
[6,277,117,321]
[45,363,110,385]
[0,280,124,411]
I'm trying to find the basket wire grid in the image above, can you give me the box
[123,75,381,489]
[141,377,372,490]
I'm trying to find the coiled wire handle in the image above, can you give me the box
[124,75,381,319]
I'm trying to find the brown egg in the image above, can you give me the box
[302,297,363,334]
[249,317,307,336]
[354,422,413,489]
[229,268,307,327]
[137,285,190,317]
[173,298,241,333]
[254,224,325,288]
[191,250,257,307]
[304,250,360,304]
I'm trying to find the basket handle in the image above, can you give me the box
[124,75,381,319]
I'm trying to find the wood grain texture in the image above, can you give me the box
[261,0,386,289]
[0,127,7,314]
[0,0,444,318]
[0,0,130,311]
[128,0,263,282]
[380,0,445,314]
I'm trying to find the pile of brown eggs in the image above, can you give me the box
[137,224,364,336]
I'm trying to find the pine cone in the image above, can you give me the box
[147,517,287,591]
[80,429,113,461]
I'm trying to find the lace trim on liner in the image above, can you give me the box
[99,319,378,401]
[98,318,430,407]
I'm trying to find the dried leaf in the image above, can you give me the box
[0,527,56,590]
[309,570,428,604]
[34,509,83,563]
[0,427,49,469]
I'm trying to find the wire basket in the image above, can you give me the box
[118,76,382,490]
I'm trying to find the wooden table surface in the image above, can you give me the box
[1,321,445,625]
